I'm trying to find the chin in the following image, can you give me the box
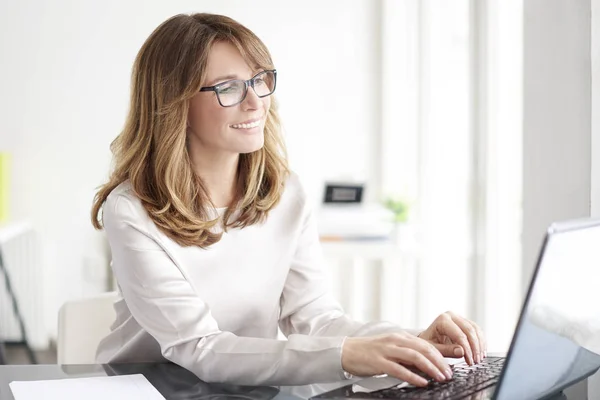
[237,138,264,154]
[238,132,265,154]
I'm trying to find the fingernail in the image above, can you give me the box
[437,372,446,381]
[445,368,453,380]
[453,347,462,357]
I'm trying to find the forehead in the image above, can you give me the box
[204,41,254,80]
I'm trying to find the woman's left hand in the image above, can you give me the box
[417,311,487,366]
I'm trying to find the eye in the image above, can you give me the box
[218,83,242,94]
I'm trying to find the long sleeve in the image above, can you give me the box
[279,198,420,338]
[103,193,348,386]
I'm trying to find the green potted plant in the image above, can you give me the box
[384,197,411,223]
[383,196,415,248]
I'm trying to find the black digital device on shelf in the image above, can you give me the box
[323,183,364,204]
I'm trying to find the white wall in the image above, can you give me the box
[522,0,592,287]
[589,0,600,398]
[524,0,596,398]
[0,0,381,344]
[593,2,600,217]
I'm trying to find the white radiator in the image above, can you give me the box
[0,221,46,349]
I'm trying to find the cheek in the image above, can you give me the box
[204,108,232,130]
[190,97,231,132]
[263,97,271,113]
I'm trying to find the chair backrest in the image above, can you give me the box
[57,291,118,364]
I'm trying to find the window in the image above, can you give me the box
[381,0,522,352]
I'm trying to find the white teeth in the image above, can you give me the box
[231,119,261,129]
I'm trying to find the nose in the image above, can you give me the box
[241,85,262,110]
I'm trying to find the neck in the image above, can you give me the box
[188,147,239,209]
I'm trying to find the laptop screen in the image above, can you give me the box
[495,220,600,400]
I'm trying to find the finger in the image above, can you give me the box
[439,314,475,365]
[430,342,465,359]
[391,346,451,382]
[391,333,452,380]
[451,315,481,364]
[448,312,481,364]
[467,319,487,359]
[381,360,429,387]
[409,337,453,380]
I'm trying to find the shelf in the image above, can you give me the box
[320,239,410,259]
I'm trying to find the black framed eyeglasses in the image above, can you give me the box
[199,69,277,107]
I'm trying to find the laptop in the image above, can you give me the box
[312,217,600,400]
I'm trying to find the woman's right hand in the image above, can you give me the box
[341,332,454,387]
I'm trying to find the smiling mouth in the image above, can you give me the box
[230,117,263,129]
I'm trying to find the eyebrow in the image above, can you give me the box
[205,74,240,86]
[204,68,264,87]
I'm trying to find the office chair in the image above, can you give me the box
[57,291,118,364]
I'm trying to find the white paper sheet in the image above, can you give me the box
[9,374,165,400]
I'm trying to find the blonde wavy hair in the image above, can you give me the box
[91,13,289,248]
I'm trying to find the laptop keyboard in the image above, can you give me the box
[356,357,504,400]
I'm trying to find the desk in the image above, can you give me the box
[0,363,595,400]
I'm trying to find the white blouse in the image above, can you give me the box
[96,172,416,386]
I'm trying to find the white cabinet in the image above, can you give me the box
[321,240,419,329]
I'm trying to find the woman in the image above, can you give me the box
[91,13,486,387]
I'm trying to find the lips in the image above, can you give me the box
[230,116,263,129]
